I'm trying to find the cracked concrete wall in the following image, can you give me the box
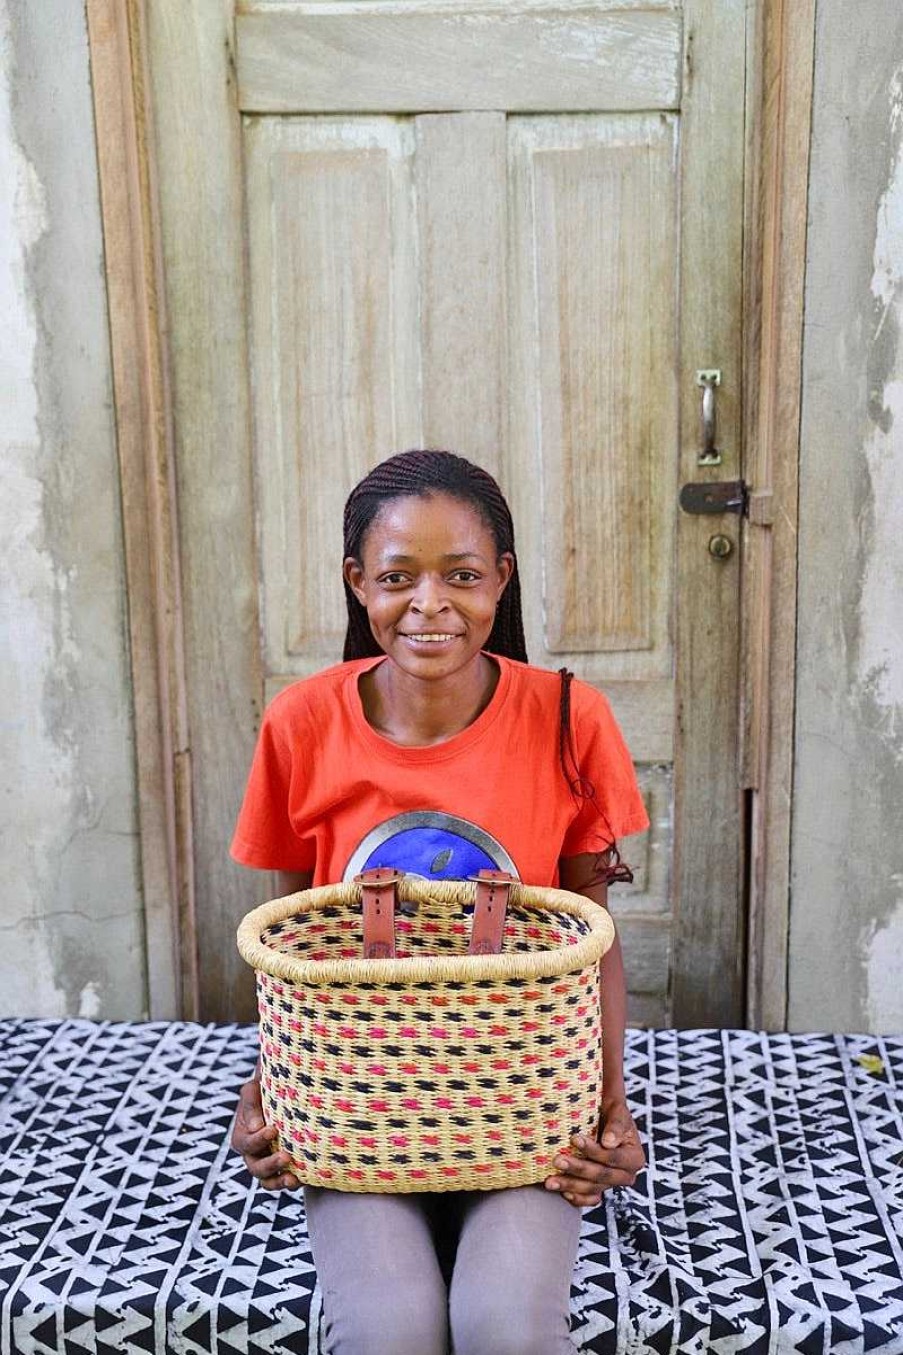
[0,2,146,1017]
[791,0,903,1033]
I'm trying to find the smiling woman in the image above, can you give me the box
[229,449,649,1355]
[343,494,513,745]
[339,449,528,662]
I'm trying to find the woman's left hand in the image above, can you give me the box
[544,1097,645,1209]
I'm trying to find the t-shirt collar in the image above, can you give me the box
[344,652,513,764]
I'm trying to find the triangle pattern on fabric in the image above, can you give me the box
[2,1020,903,1353]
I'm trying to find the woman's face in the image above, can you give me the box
[343,492,514,683]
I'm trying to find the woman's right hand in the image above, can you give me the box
[231,1076,301,1190]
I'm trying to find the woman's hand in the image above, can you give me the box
[231,1076,301,1190]
[544,1097,645,1209]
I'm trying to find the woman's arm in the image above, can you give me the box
[558,855,626,1104]
[230,868,313,1190]
[277,869,313,897]
[546,852,645,1208]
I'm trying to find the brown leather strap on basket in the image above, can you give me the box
[355,868,400,959]
[468,869,514,956]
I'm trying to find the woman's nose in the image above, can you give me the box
[410,574,448,614]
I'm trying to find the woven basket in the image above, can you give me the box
[237,876,614,1193]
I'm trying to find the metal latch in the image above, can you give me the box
[679,480,748,516]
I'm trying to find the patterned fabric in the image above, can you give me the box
[1,1020,901,1354]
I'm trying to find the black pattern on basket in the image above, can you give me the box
[239,877,613,1192]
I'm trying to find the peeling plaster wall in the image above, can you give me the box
[0,2,146,1017]
[791,0,903,1033]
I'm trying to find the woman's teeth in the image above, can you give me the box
[405,633,456,643]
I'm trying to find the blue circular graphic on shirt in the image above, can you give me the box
[342,811,518,882]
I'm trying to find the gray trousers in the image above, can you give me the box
[304,1184,583,1355]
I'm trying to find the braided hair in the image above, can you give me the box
[342,449,631,885]
[342,449,527,664]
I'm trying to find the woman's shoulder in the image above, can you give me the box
[499,656,610,714]
[498,655,558,690]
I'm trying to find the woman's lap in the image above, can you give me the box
[304,1183,582,1355]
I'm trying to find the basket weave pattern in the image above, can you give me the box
[238,878,614,1193]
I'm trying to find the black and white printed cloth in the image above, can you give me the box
[1,1021,901,1353]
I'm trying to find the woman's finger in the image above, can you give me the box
[598,1102,638,1149]
[579,1125,646,1176]
[562,1164,639,1191]
[555,1138,643,1174]
[568,1130,637,1162]
[596,1144,645,1172]
[235,1083,279,1139]
[551,1141,643,1189]
[570,1143,646,1176]
[257,1170,299,1191]
[546,1163,638,1195]
[233,1121,279,1156]
[236,1078,266,1120]
[245,1149,292,1180]
[563,1189,603,1210]
[552,1152,598,1183]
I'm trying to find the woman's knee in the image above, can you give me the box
[449,1186,579,1355]
[450,1293,572,1355]
[321,1279,448,1355]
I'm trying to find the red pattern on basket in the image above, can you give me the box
[255,900,604,1191]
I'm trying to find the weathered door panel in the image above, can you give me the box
[146,0,747,1026]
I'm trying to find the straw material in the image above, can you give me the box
[237,877,614,1193]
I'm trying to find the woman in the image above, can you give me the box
[231,449,648,1355]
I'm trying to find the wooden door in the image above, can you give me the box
[144,0,747,1026]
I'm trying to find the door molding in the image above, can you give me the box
[86,0,197,1019]
[87,0,817,1024]
[670,0,748,1028]
[740,0,817,1030]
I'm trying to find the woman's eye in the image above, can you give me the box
[380,572,411,586]
[450,570,480,583]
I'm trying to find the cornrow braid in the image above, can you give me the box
[342,449,527,663]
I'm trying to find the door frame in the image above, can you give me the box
[740,0,816,1030]
[87,0,815,1027]
[86,0,197,1020]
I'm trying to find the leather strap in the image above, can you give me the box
[468,869,514,956]
[355,868,400,959]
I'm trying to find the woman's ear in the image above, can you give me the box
[496,552,515,599]
[343,557,367,606]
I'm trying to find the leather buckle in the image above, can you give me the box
[354,868,401,959]
[468,869,514,956]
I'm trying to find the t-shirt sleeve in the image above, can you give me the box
[560,684,649,858]
[230,699,317,872]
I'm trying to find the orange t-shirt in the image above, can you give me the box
[230,655,649,888]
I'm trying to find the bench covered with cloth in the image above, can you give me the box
[1,1020,901,1354]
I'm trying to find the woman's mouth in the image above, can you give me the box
[399,632,459,644]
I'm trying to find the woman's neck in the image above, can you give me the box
[360,653,501,746]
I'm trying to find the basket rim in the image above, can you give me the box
[236,877,615,986]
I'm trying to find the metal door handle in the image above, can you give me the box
[696,369,722,466]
